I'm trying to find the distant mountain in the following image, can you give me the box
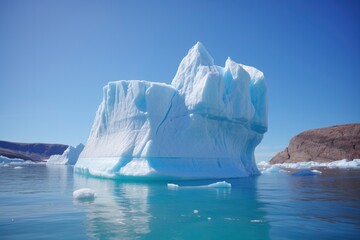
[0,140,68,162]
[270,124,360,164]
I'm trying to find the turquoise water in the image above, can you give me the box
[0,165,359,239]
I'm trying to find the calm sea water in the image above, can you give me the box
[0,164,359,240]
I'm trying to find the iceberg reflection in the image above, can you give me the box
[74,176,270,239]
[74,176,150,239]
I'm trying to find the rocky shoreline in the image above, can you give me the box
[0,140,68,162]
[270,124,360,164]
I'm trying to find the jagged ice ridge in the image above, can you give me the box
[47,143,84,165]
[75,42,267,179]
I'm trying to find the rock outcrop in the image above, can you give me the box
[270,124,360,164]
[0,140,68,162]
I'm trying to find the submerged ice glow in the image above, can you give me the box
[75,42,267,179]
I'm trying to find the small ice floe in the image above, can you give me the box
[207,217,212,221]
[167,181,231,190]
[291,169,322,176]
[250,219,264,223]
[275,159,360,169]
[73,188,96,201]
[167,183,179,190]
[13,166,23,169]
[0,155,25,164]
[193,209,199,214]
[206,181,231,188]
[261,165,287,174]
[326,159,360,168]
[224,217,240,221]
[257,161,270,167]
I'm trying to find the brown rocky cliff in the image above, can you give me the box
[0,140,68,162]
[269,124,360,164]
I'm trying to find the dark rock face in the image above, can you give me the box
[0,140,68,162]
[270,124,360,164]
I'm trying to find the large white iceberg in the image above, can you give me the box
[75,42,267,179]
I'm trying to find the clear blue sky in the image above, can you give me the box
[1,0,359,161]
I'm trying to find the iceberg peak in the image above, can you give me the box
[190,41,214,66]
[171,42,215,93]
[75,43,268,179]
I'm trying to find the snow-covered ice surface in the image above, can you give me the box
[73,188,96,201]
[47,143,84,165]
[75,42,267,179]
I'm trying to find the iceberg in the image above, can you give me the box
[75,42,267,179]
[46,143,84,165]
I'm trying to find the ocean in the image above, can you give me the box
[0,164,359,239]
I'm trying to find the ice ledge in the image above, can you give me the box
[75,156,254,180]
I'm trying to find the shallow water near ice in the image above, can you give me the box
[0,164,359,240]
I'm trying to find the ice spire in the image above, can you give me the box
[171,41,215,93]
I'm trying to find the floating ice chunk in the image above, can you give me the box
[224,217,240,221]
[167,181,231,189]
[291,169,321,176]
[261,165,287,174]
[326,159,360,168]
[257,161,270,166]
[275,159,360,169]
[207,217,212,221]
[167,183,179,190]
[206,181,231,188]
[73,188,96,201]
[193,209,199,214]
[250,219,264,223]
[0,155,25,164]
[14,166,23,169]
